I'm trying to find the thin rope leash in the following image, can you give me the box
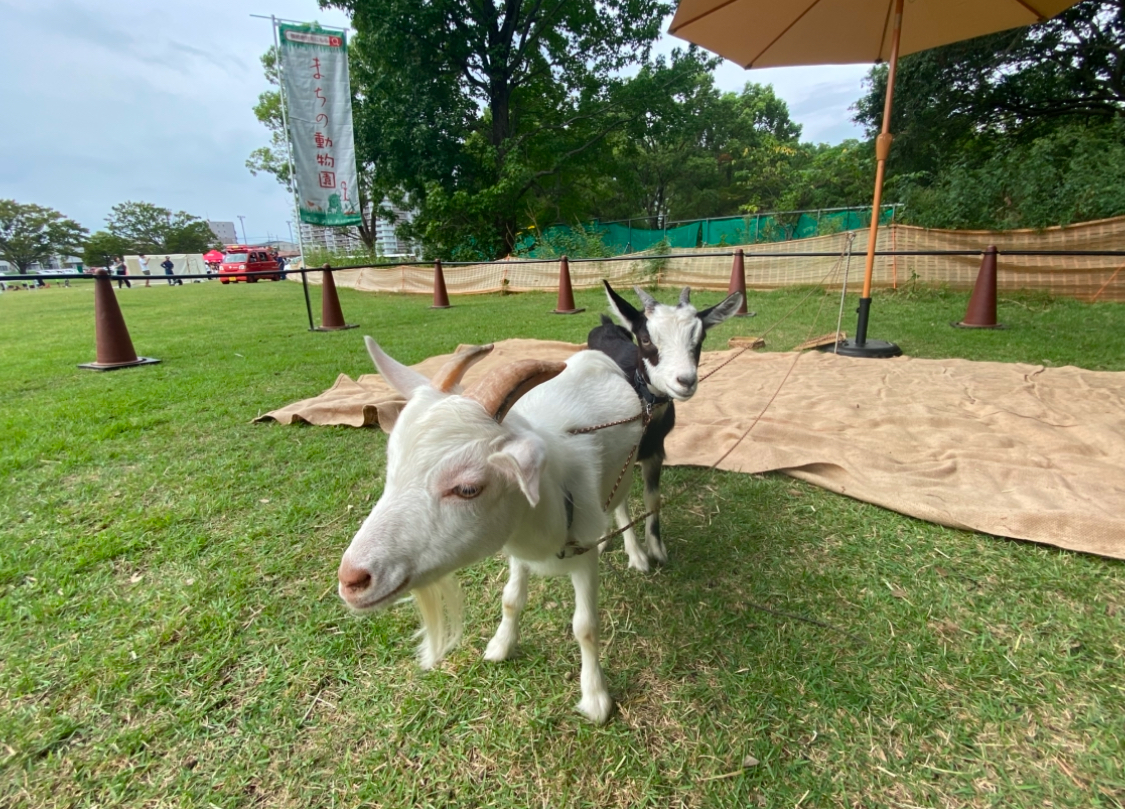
[698,244,853,386]
[563,235,854,557]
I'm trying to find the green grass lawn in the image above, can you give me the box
[1,278,1123,808]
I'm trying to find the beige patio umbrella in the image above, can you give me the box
[670,0,1081,357]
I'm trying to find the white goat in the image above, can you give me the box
[337,338,644,723]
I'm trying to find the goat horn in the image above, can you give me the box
[465,359,565,422]
[679,286,691,306]
[633,286,657,313]
[431,344,495,393]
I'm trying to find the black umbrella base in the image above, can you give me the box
[818,338,902,358]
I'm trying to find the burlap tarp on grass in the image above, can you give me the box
[258,339,1125,560]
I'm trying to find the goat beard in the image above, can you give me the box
[411,575,464,669]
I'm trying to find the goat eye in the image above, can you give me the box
[640,335,651,346]
[450,483,482,499]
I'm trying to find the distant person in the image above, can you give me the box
[161,256,182,286]
[275,253,286,278]
[138,253,151,287]
[115,257,131,289]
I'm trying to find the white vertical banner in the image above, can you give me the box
[278,23,362,226]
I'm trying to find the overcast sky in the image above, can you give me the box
[0,0,871,245]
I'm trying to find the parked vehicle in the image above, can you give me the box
[218,246,282,284]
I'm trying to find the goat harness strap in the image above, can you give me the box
[557,407,648,559]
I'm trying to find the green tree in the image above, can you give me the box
[0,200,88,273]
[855,0,1125,180]
[105,202,219,254]
[781,140,876,212]
[590,66,804,227]
[245,48,292,194]
[325,0,671,259]
[82,231,132,268]
[893,122,1125,229]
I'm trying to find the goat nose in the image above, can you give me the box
[676,373,697,389]
[338,560,373,593]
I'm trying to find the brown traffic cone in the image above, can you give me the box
[78,269,160,371]
[954,246,1004,329]
[551,256,585,315]
[431,259,452,309]
[727,248,752,316]
[315,264,358,331]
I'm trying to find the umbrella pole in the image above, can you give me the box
[828,0,904,358]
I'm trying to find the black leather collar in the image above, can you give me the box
[633,368,670,409]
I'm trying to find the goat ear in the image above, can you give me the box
[365,337,429,398]
[679,286,691,306]
[699,292,744,330]
[632,286,658,314]
[489,435,546,507]
[603,280,641,329]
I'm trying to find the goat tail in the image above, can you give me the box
[411,575,464,669]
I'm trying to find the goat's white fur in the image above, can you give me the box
[338,340,643,723]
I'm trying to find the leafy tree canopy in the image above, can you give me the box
[82,231,133,269]
[0,200,88,273]
[587,69,807,227]
[105,201,219,255]
[322,0,673,258]
[855,0,1125,181]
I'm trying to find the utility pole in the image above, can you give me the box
[237,215,247,244]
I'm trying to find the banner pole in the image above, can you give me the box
[270,14,314,330]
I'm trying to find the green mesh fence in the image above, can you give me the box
[517,206,896,258]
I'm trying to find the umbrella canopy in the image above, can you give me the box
[670,0,1081,356]
[203,250,224,262]
[670,0,1080,69]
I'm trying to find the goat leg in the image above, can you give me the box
[570,553,613,724]
[615,502,650,572]
[484,558,529,662]
[640,455,666,565]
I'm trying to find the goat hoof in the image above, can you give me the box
[577,692,615,725]
[626,553,651,573]
[484,634,516,662]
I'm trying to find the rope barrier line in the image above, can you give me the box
[12,245,1125,284]
[697,237,853,387]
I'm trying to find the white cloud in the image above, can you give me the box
[656,32,874,145]
[1,2,875,244]
[0,0,350,244]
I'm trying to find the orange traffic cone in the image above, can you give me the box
[431,259,452,309]
[315,264,358,331]
[551,256,585,315]
[78,269,160,371]
[954,246,1004,329]
[727,248,753,317]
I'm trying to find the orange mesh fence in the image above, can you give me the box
[298,216,1125,302]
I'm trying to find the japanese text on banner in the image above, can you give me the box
[278,23,362,227]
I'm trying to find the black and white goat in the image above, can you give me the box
[587,281,743,571]
[337,338,644,723]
